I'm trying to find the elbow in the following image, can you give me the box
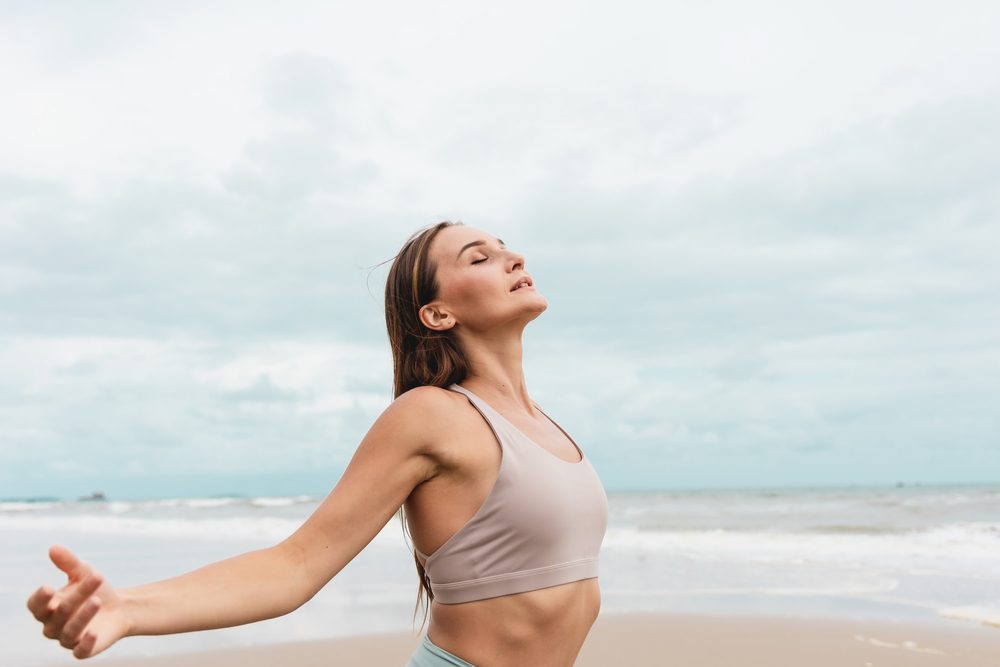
[270,540,326,613]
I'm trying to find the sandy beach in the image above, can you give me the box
[45,613,1000,667]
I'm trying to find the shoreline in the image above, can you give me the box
[38,612,1000,667]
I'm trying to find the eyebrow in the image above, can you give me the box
[457,238,505,259]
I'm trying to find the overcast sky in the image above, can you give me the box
[1,0,998,498]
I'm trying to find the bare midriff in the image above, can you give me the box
[426,578,601,667]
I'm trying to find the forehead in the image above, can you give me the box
[430,225,501,262]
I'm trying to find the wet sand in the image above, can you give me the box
[43,613,1000,666]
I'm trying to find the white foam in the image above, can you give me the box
[0,501,62,512]
[183,497,239,508]
[902,641,948,656]
[0,514,303,541]
[937,605,1000,627]
[250,496,314,507]
[604,581,899,597]
[601,523,1000,578]
[107,501,134,514]
[0,510,407,546]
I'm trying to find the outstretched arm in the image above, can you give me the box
[27,389,446,659]
[27,541,310,658]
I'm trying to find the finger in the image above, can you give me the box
[46,571,104,629]
[60,597,101,649]
[49,545,90,581]
[27,584,55,620]
[73,630,98,660]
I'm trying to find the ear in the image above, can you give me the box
[419,303,455,331]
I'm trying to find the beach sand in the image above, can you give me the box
[45,613,1000,667]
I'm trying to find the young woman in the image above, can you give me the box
[27,222,609,667]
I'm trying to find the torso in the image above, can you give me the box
[428,579,601,667]
[402,385,601,667]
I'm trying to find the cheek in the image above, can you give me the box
[462,286,506,316]
[449,271,504,306]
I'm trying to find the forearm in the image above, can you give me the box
[119,542,313,636]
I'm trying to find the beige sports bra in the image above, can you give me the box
[413,384,609,605]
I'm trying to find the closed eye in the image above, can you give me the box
[472,258,487,265]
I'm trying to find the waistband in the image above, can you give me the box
[405,634,478,667]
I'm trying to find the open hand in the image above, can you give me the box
[26,545,130,659]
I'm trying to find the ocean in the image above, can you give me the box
[2,485,999,666]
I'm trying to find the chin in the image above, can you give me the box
[523,290,548,311]
[526,294,548,317]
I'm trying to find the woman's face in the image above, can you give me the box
[422,225,548,334]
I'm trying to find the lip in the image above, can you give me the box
[510,276,534,292]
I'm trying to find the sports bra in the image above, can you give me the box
[413,384,609,605]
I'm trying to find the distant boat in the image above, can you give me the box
[79,492,106,501]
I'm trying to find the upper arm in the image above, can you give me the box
[279,386,452,597]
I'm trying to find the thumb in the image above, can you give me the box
[49,544,90,581]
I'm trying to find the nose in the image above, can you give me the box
[506,250,525,273]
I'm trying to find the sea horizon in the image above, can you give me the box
[5,480,1000,504]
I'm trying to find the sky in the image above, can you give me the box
[1,0,998,498]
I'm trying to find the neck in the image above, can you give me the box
[455,323,533,412]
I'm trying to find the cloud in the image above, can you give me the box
[0,334,393,495]
[514,88,1000,487]
[0,3,998,495]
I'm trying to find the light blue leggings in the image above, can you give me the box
[405,635,478,667]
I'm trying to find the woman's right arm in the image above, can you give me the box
[26,387,453,659]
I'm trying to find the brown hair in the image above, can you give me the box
[384,220,471,617]
[385,220,471,398]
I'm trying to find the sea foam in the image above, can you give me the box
[602,523,1000,578]
[937,605,1000,627]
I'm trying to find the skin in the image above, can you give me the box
[27,225,601,667]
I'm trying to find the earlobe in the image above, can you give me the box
[419,304,455,331]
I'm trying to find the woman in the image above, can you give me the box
[26,222,609,667]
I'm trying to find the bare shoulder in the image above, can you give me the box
[393,384,464,411]
[390,385,468,422]
[368,385,473,454]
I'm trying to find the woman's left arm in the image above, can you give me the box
[28,390,445,658]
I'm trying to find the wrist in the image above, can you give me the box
[117,590,140,638]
